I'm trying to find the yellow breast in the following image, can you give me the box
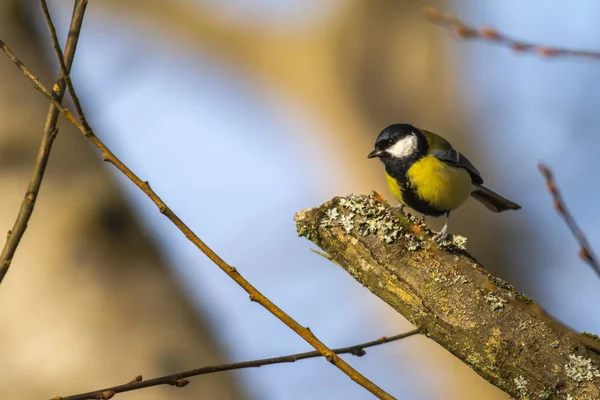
[385,172,404,204]
[407,155,472,211]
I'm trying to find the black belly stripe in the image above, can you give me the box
[383,156,448,217]
[397,179,447,217]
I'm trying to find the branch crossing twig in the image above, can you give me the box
[54,330,419,400]
[0,0,88,285]
[0,6,394,399]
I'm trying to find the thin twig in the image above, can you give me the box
[539,163,600,277]
[310,248,333,260]
[0,0,88,285]
[40,0,89,127]
[423,7,600,60]
[54,330,419,400]
[0,30,394,400]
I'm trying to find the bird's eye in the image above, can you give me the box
[377,138,393,150]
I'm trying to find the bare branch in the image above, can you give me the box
[423,7,600,60]
[40,0,89,127]
[0,32,394,400]
[0,0,88,285]
[54,330,419,400]
[295,193,600,399]
[539,163,600,277]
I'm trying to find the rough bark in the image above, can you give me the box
[295,194,600,400]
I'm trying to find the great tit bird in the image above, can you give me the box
[368,123,520,242]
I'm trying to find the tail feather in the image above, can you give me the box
[471,184,521,212]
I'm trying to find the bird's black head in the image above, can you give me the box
[367,124,424,160]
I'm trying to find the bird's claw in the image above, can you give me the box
[389,204,406,219]
[432,226,448,243]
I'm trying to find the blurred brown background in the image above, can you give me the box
[1,0,598,399]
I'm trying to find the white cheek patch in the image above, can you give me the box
[387,134,418,158]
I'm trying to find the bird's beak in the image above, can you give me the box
[367,149,383,159]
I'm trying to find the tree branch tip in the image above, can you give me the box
[295,193,470,256]
[538,162,551,175]
[293,208,310,224]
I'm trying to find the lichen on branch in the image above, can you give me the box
[295,193,600,399]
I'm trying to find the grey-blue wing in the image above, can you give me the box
[431,148,484,185]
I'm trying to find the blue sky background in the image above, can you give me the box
[456,1,600,332]
[46,1,600,399]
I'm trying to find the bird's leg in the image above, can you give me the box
[389,203,406,219]
[433,212,450,243]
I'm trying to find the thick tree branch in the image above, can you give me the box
[0,0,88,285]
[54,330,419,400]
[295,193,600,399]
[0,32,394,400]
[423,7,600,60]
